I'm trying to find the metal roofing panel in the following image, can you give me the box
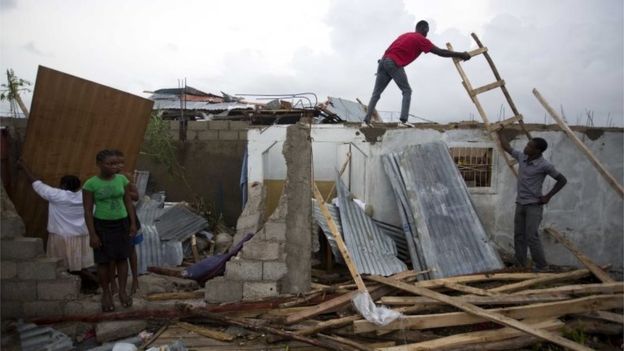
[383,141,503,278]
[326,97,367,122]
[153,100,253,111]
[17,322,73,351]
[312,199,344,263]
[155,204,209,241]
[336,177,406,276]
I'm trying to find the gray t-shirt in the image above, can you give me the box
[511,149,561,205]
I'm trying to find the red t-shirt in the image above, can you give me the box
[383,32,434,67]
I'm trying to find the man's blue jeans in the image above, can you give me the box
[365,58,412,123]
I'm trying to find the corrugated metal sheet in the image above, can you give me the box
[325,96,366,122]
[382,141,503,278]
[10,66,153,237]
[153,100,253,111]
[155,204,209,241]
[312,199,344,263]
[134,170,150,199]
[17,322,73,351]
[135,195,184,274]
[336,177,407,276]
[372,220,410,263]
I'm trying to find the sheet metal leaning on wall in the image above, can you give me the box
[383,141,503,278]
[11,66,154,237]
[336,176,407,276]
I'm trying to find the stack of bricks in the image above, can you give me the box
[169,120,250,141]
[204,186,289,303]
[1,185,81,319]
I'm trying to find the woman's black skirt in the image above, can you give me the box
[93,217,132,264]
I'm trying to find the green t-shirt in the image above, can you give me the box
[83,174,129,220]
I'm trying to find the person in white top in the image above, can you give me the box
[18,159,94,272]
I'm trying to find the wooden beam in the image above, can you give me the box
[313,183,367,293]
[176,322,235,342]
[380,293,569,307]
[353,294,622,334]
[576,310,624,324]
[513,282,623,296]
[544,227,615,283]
[533,88,624,198]
[362,275,612,351]
[467,47,488,57]
[296,315,361,336]
[377,319,563,351]
[412,272,555,289]
[489,268,592,293]
[469,80,505,97]
[443,282,502,297]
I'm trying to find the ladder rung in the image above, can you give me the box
[488,115,523,132]
[470,80,505,97]
[468,47,488,57]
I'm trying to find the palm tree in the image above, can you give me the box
[0,69,31,118]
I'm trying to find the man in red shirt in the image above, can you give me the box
[364,20,471,127]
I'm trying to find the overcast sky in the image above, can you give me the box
[1,0,622,126]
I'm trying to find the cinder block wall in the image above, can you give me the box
[138,120,253,226]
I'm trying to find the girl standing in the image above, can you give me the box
[83,149,137,312]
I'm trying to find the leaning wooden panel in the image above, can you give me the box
[10,66,153,237]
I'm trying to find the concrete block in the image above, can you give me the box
[229,121,249,130]
[225,259,262,281]
[1,300,22,319]
[219,130,239,141]
[263,261,287,281]
[1,261,17,279]
[238,130,248,140]
[17,257,61,280]
[243,281,278,300]
[263,222,286,242]
[168,129,179,140]
[0,214,24,239]
[37,275,80,300]
[236,213,262,232]
[188,121,208,131]
[197,130,219,141]
[204,276,243,303]
[169,120,180,130]
[1,280,37,301]
[241,240,280,261]
[24,300,65,317]
[96,320,147,343]
[208,120,230,130]
[64,299,101,316]
[186,130,198,140]
[1,237,44,260]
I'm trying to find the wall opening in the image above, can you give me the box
[449,147,493,188]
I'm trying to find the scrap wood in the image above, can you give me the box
[185,314,353,351]
[353,294,623,334]
[443,282,502,297]
[544,227,615,283]
[145,290,204,301]
[381,293,571,307]
[176,321,235,341]
[138,322,169,351]
[566,318,624,335]
[376,319,564,351]
[512,281,624,296]
[409,272,555,289]
[489,268,594,293]
[362,275,607,351]
[296,315,362,336]
[318,333,374,351]
[575,310,624,324]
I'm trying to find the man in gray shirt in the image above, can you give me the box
[498,130,567,271]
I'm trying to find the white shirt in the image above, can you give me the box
[32,181,88,236]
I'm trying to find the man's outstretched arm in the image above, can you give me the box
[430,46,471,60]
[496,130,514,155]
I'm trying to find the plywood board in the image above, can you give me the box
[10,66,153,237]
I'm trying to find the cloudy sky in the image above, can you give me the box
[1,0,622,126]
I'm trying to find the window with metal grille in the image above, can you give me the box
[449,147,493,188]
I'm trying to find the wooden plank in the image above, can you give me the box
[533,88,624,198]
[487,115,523,132]
[176,322,235,342]
[513,282,624,296]
[576,310,624,324]
[312,183,367,293]
[296,315,361,336]
[469,80,505,97]
[377,319,563,351]
[354,294,622,334]
[489,268,591,293]
[443,282,502,297]
[467,47,488,57]
[544,227,615,283]
[317,334,373,351]
[362,275,603,351]
[381,293,569,307]
[412,272,555,289]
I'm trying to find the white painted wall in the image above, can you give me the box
[248,125,624,272]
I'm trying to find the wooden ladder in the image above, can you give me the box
[447,33,531,176]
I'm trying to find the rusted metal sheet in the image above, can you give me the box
[10,66,153,237]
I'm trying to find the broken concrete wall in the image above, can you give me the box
[136,120,250,226]
[247,124,624,273]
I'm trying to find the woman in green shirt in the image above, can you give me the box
[83,149,137,312]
